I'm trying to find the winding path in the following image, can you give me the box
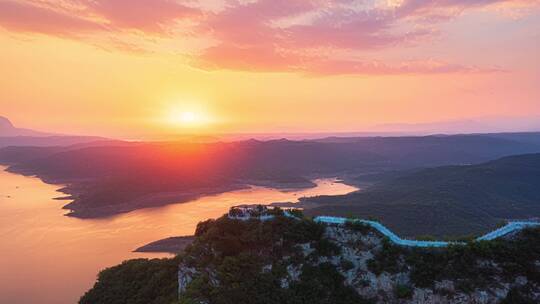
[313,216,540,248]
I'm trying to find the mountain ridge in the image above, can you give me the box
[2,134,540,219]
[0,115,52,137]
[0,115,111,148]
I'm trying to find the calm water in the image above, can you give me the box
[0,166,358,304]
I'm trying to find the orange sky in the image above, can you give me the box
[0,0,539,139]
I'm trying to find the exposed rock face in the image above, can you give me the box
[178,217,540,304]
[318,226,538,304]
[178,266,197,294]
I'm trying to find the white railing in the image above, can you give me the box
[227,210,540,248]
[228,214,276,221]
[314,216,540,248]
[476,221,540,241]
[228,210,298,221]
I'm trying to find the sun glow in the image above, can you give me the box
[179,111,197,123]
[165,104,212,129]
[169,110,200,125]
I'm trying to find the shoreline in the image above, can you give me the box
[3,165,344,219]
[62,184,250,219]
[134,236,195,254]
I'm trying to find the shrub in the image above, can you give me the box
[395,284,413,299]
[367,239,405,275]
[79,258,179,304]
[314,238,341,257]
[267,206,284,216]
[340,259,355,271]
[496,220,509,229]
[416,235,437,241]
[501,286,537,304]
[287,208,304,218]
[345,220,371,234]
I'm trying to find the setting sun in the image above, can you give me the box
[179,111,197,124]
[166,106,211,129]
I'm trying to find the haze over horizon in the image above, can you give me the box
[1,0,539,139]
[2,114,540,141]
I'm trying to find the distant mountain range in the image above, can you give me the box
[370,117,540,134]
[0,115,110,147]
[0,116,52,137]
[2,133,540,221]
[306,153,540,237]
[2,114,540,235]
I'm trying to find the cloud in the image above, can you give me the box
[0,0,201,35]
[304,59,505,76]
[194,43,503,75]
[0,0,104,36]
[191,0,515,74]
[83,0,201,34]
[0,0,537,75]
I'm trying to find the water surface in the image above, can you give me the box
[0,166,358,304]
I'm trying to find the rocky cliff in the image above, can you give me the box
[177,211,540,304]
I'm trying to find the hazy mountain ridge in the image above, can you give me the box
[1,133,540,220]
[0,116,112,148]
[0,116,51,137]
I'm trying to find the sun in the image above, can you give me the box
[170,111,199,125]
[179,111,197,123]
[166,108,208,128]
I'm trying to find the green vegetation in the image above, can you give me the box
[496,220,509,228]
[367,228,540,294]
[80,212,540,304]
[344,220,371,234]
[79,257,180,304]
[394,284,413,299]
[307,153,540,237]
[367,238,405,275]
[181,259,368,304]
[501,285,539,304]
[287,208,304,219]
[339,258,355,271]
[179,213,371,304]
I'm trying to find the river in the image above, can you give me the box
[0,166,358,304]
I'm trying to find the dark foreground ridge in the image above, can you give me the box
[81,210,540,304]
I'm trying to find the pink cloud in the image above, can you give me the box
[195,43,503,75]
[190,0,518,74]
[83,0,201,34]
[0,0,103,36]
[304,59,505,76]
[0,0,537,75]
[195,44,305,72]
[0,0,201,36]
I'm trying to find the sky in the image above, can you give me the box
[0,0,539,139]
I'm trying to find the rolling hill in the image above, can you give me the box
[305,153,540,237]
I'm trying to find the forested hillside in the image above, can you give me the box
[306,154,540,237]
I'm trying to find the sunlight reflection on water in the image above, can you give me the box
[0,166,358,304]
